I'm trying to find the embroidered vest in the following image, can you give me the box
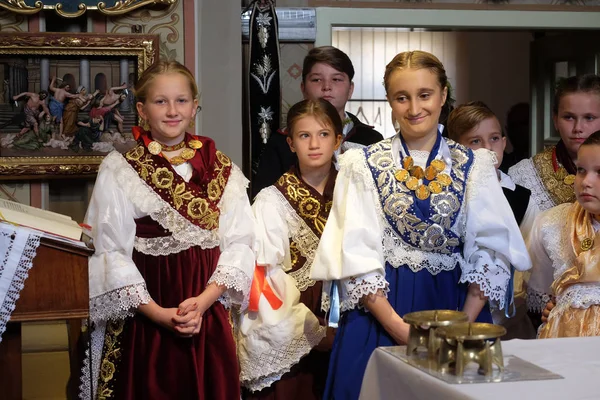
[364,138,474,255]
[274,167,336,291]
[124,138,232,232]
[532,146,576,206]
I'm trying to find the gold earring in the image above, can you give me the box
[141,119,150,131]
[189,119,195,129]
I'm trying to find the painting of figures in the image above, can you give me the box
[0,32,158,178]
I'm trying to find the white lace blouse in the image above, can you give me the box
[236,185,326,392]
[85,151,256,323]
[310,135,531,312]
[527,203,600,313]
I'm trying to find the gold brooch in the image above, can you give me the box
[581,237,594,252]
[148,141,162,155]
[188,139,203,150]
[181,148,196,160]
[563,175,576,186]
[415,185,430,200]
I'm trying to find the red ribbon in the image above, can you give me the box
[248,263,283,312]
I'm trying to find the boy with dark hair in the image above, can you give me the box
[252,46,383,196]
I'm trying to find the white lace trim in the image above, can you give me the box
[89,282,151,323]
[79,321,106,400]
[240,324,326,392]
[259,187,321,292]
[558,283,600,310]
[459,258,511,310]
[134,235,195,256]
[342,273,389,312]
[0,228,41,341]
[107,151,220,249]
[382,226,465,273]
[465,148,497,204]
[218,164,250,214]
[542,205,574,282]
[508,158,556,212]
[339,148,467,275]
[527,287,552,313]
[208,264,252,309]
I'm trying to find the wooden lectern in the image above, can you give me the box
[0,236,93,400]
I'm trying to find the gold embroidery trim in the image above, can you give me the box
[125,145,232,230]
[97,320,125,399]
[532,147,576,206]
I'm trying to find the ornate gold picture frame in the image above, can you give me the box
[0,32,159,179]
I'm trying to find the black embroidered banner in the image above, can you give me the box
[247,0,281,179]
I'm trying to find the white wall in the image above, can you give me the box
[199,1,243,166]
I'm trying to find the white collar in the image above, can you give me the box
[498,170,516,191]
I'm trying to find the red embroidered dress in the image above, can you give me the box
[83,128,254,400]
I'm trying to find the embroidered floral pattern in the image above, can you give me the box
[532,146,576,206]
[96,320,125,400]
[124,140,232,231]
[365,139,473,255]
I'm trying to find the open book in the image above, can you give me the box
[0,198,82,240]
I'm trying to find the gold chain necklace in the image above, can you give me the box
[393,156,453,200]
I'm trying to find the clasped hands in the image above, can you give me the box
[144,297,204,338]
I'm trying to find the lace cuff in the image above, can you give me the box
[459,260,511,310]
[208,264,252,309]
[90,283,152,323]
[134,235,195,256]
[340,272,389,312]
[240,324,326,392]
[526,286,551,313]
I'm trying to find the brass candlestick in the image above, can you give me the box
[403,310,469,361]
[436,322,506,377]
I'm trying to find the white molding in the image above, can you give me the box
[316,8,600,46]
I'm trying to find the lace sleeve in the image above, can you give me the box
[212,164,255,308]
[86,157,151,323]
[340,271,389,312]
[459,252,511,309]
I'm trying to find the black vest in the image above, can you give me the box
[502,184,531,226]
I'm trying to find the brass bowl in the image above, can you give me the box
[436,322,506,342]
[436,322,506,377]
[403,310,469,361]
[403,310,469,328]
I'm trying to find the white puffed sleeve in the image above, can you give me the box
[525,210,556,313]
[311,149,388,312]
[85,156,151,323]
[208,165,256,308]
[237,187,325,392]
[461,149,532,310]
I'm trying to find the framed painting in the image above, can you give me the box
[0,32,159,179]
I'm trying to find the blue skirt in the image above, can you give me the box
[324,263,492,400]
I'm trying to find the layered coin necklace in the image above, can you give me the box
[148,139,203,166]
[394,156,453,200]
[552,148,575,186]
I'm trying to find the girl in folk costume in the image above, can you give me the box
[237,99,342,399]
[527,130,600,338]
[310,51,531,400]
[447,101,538,339]
[509,75,600,213]
[83,61,255,400]
[509,75,600,319]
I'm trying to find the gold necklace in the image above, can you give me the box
[394,156,452,200]
[147,138,203,165]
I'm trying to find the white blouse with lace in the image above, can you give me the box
[237,185,326,392]
[310,135,531,313]
[526,203,600,313]
[85,150,256,323]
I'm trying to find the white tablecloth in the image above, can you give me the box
[360,337,600,400]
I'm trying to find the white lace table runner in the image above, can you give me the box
[0,223,41,342]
